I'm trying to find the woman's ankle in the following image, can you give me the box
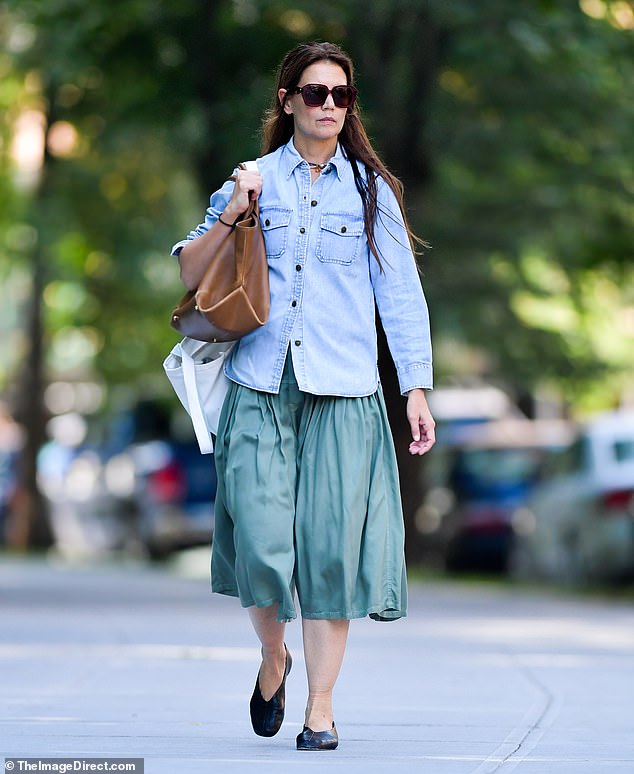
[304,697,333,731]
[257,644,287,701]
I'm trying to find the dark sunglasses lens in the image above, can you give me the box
[302,84,330,106]
[332,86,356,107]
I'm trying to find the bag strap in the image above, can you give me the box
[181,344,214,454]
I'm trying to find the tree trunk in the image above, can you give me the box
[6,84,58,550]
[8,240,52,549]
[364,6,441,565]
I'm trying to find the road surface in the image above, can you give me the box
[1,552,633,772]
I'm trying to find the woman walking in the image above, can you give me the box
[173,41,435,750]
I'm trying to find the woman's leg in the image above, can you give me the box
[301,618,350,730]
[248,604,287,700]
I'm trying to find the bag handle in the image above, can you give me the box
[181,344,214,454]
[230,161,260,221]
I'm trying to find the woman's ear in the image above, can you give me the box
[279,88,293,115]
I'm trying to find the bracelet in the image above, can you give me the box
[218,214,236,229]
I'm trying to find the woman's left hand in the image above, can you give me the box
[406,389,436,455]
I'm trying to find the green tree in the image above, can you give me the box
[1,1,203,545]
[2,0,632,556]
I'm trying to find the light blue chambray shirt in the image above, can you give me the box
[171,138,432,397]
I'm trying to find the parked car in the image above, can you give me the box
[510,411,634,584]
[40,401,216,559]
[114,437,217,558]
[416,419,574,573]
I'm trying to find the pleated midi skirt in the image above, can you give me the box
[211,354,407,623]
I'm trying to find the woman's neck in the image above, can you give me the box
[293,136,337,166]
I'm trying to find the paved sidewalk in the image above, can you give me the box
[1,552,633,772]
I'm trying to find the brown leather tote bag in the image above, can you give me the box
[170,165,269,342]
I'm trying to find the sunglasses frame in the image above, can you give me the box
[289,83,358,109]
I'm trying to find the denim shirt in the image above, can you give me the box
[171,139,432,397]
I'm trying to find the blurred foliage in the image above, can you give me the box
[0,0,633,417]
[420,0,634,413]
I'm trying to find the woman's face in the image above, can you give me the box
[279,61,350,147]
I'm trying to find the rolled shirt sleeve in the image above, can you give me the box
[170,177,235,257]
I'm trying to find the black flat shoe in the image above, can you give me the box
[249,644,292,737]
[296,723,338,751]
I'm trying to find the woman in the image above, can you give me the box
[173,41,435,751]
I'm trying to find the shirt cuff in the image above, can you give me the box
[170,239,191,257]
[397,362,433,395]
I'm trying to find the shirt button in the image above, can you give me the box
[341,225,347,233]
[294,340,301,346]
[264,218,270,226]
[311,200,317,207]
[291,300,297,307]
[299,227,306,234]
[295,264,302,271]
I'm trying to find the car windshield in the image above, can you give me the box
[455,449,541,485]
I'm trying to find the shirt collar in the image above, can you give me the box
[283,137,346,181]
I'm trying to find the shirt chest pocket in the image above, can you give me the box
[316,213,365,265]
[260,207,292,260]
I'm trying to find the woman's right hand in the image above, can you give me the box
[178,166,263,290]
[223,168,263,222]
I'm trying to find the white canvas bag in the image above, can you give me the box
[163,338,235,454]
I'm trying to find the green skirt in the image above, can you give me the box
[211,354,407,623]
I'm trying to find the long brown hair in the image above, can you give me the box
[261,41,423,268]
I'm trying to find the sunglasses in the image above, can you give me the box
[289,83,358,109]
